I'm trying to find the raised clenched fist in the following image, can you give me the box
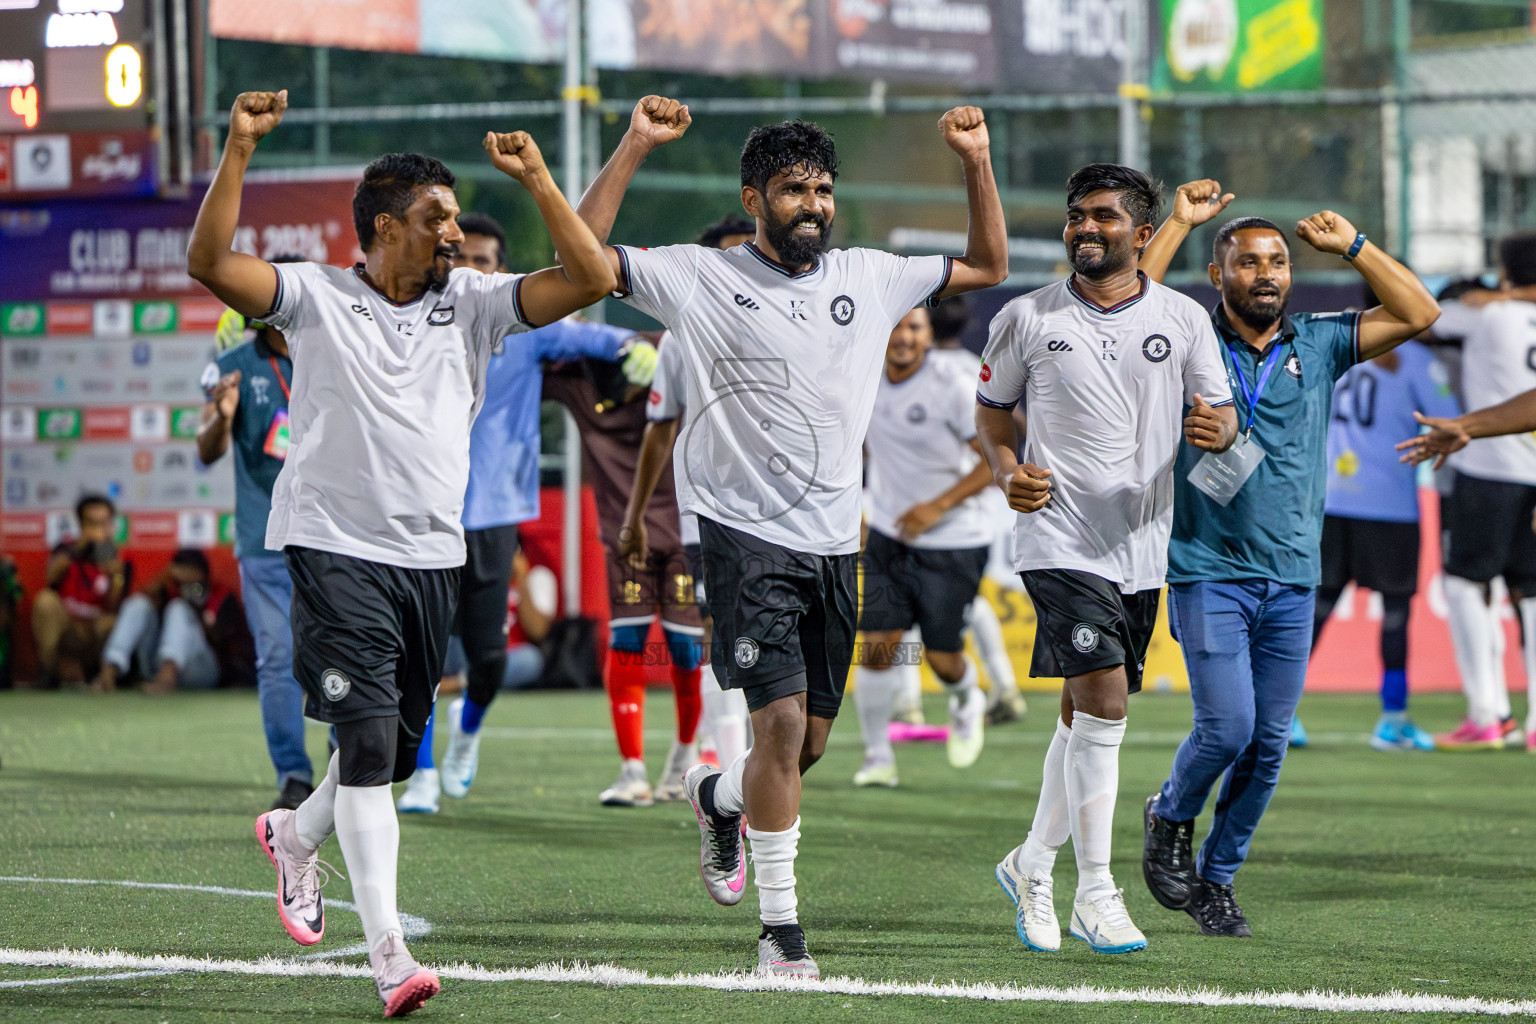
[628,95,691,152]
[229,91,287,148]
[483,130,548,184]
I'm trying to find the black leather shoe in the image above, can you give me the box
[271,777,314,812]
[1188,876,1253,937]
[1143,794,1196,910]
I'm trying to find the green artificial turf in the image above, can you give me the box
[0,688,1531,1022]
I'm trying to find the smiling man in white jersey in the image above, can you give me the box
[853,305,996,787]
[187,90,614,1018]
[976,164,1238,956]
[576,95,1008,977]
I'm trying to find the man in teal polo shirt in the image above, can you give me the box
[198,261,312,812]
[1136,180,1440,937]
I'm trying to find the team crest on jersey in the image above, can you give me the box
[321,669,351,701]
[830,294,856,326]
[1071,623,1100,653]
[1142,334,1171,363]
[1285,353,1302,379]
[906,403,927,424]
[428,306,455,326]
[734,637,760,668]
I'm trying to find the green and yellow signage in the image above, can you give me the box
[1156,0,1323,94]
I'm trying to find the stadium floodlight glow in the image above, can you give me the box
[0,0,42,8]
[0,59,35,88]
[9,84,39,128]
[45,10,118,47]
[104,43,139,106]
[58,0,125,11]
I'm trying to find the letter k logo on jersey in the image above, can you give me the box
[787,300,808,321]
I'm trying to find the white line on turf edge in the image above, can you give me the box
[0,947,1533,1016]
[0,970,171,989]
[0,876,431,961]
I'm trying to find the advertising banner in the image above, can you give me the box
[1154,0,1323,94]
[0,177,361,302]
[995,0,1130,94]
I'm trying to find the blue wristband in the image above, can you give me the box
[1344,232,1367,261]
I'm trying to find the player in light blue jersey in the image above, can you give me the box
[1310,332,1459,751]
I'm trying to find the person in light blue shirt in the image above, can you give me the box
[399,213,655,813]
[1136,180,1440,939]
[1312,333,1460,751]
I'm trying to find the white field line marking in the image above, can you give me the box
[1,947,1534,1016]
[0,876,430,961]
[0,970,171,989]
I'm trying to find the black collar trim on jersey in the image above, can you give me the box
[352,264,430,307]
[744,242,821,279]
[1066,270,1149,314]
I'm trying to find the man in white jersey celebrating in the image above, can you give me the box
[187,90,614,1017]
[578,95,1008,977]
[1397,232,1536,750]
[977,164,1237,955]
[853,306,995,786]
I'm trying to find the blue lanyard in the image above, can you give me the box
[1230,343,1284,438]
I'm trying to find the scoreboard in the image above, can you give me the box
[0,0,157,198]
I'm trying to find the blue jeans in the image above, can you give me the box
[241,556,312,789]
[103,594,220,688]
[1155,580,1313,885]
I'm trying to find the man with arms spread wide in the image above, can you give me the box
[188,90,613,1017]
[577,95,1007,977]
[1138,181,1438,938]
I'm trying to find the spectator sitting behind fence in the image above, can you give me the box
[32,494,126,687]
[90,548,254,694]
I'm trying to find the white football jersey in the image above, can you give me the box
[619,242,951,556]
[865,353,993,550]
[646,332,700,546]
[1438,299,1536,486]
[262,262,531,569]
[977,275,1232,593]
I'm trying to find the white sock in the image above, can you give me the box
[712,749,748,816]
[1445,576,1499,726]
[1492,597,1512,721]
[747,816,801,926]
[700,664,749,767]
[854,665,898,762]
[1017,717,1071,877]
[334,784,404,952]
[891,628,923,718]
[942,656,979,699]
[293,751,339,851]
[1521,599,1536,732]
[1065,711,1126,902]
[967,597,1019,699]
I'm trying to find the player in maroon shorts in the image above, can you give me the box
[543,355,705,806]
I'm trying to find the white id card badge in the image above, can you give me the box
[1187,435,1267,507]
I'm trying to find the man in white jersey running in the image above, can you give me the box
[853,306,996,786]
[578,95,1008,977]
[1397,231,1536,750]
[187,90,614,1017]
[976,164,1237,955]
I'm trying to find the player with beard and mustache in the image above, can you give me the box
[1137,181,1439,940]
[978,163,1237,957]
[576,95,1008,977]
[188,89,615,1017]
